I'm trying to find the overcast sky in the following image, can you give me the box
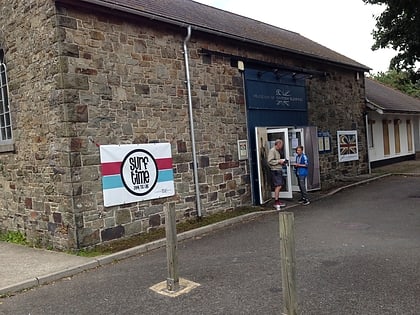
[194,0,396,74]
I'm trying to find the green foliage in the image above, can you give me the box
[371,70,420,98]
[72,248,103,258]
[363,0,419,81]
[75,206,262,257]
[0,230,28,245]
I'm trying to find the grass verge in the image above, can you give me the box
[75,206,264,257]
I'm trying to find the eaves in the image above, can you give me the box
[366,98,420,115]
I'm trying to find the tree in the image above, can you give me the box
[363,0,419,82]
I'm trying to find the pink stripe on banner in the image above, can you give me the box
[101,162,122,176]
[156,158,173,170]
[101,158,172,176]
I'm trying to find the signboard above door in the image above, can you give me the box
[247,81,306,111]
[244,68,307,111]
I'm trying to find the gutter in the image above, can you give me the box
[366,98,385,115]
[364,112,372,174]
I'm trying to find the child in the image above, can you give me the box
[294,146,310,205]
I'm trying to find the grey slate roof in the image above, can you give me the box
[366,78,420,114]
[63,0,370,71]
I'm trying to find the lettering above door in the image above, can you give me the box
[244,68,307,111]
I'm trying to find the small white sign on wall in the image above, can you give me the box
[237,139,248,160]
[337,131,359,162]
[100,143,175,207]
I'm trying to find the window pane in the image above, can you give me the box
[5,113,10,126]
[0,115,4,126]
[6,126,11,139]
[0,63,7,85]
[3,95,9,112]
[3,88,8,108]
[1,127,5,140]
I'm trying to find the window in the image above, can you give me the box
[0,48,13,147]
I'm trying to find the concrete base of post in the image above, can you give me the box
[150,278,200,297]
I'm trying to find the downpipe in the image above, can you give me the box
[183,26,202,218]
[364,112,372,174]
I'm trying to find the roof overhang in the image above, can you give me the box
[366,98,420,115]
[366,98,384,115]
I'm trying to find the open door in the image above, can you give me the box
[256,127,293,204]
[255,127,271,204]
[288,127,320,192]
[303,126,321,191]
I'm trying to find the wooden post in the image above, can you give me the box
[279,212,298,315]
[165,202,179,291]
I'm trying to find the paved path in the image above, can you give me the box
[0,175,419,314]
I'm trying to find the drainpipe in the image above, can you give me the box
[183,26,202,218]
[365,111,372,174]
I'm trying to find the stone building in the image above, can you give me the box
[0,0,370,250]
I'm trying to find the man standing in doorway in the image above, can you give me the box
[267,139,287,209]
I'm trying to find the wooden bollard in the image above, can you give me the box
[279,212,298,315]
[165,202,180,291]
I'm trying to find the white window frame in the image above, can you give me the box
[0,55,14,151]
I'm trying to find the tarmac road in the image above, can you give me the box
[0,175,419,314]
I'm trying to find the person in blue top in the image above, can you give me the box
[294,145,310,205]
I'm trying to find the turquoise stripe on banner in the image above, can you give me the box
[158,169,174,182]
[103,175,123,189]
[103,170,173,190]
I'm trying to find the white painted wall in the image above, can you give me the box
[367,112,418,162]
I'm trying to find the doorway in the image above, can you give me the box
[255,126,320,205]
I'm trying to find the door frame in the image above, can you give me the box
[288,128,305,192]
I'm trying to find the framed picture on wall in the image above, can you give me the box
[337,130,359,162]
[237,140,248,160]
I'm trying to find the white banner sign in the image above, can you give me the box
[100,143,175,207]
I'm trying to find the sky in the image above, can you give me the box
[194,0,397,74]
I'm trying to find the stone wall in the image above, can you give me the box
[0,1,368,250]
[54,5,251,248]
[307,71,368,189]
[0,0,77,249]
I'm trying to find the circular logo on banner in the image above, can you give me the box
[121,149,158,196]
